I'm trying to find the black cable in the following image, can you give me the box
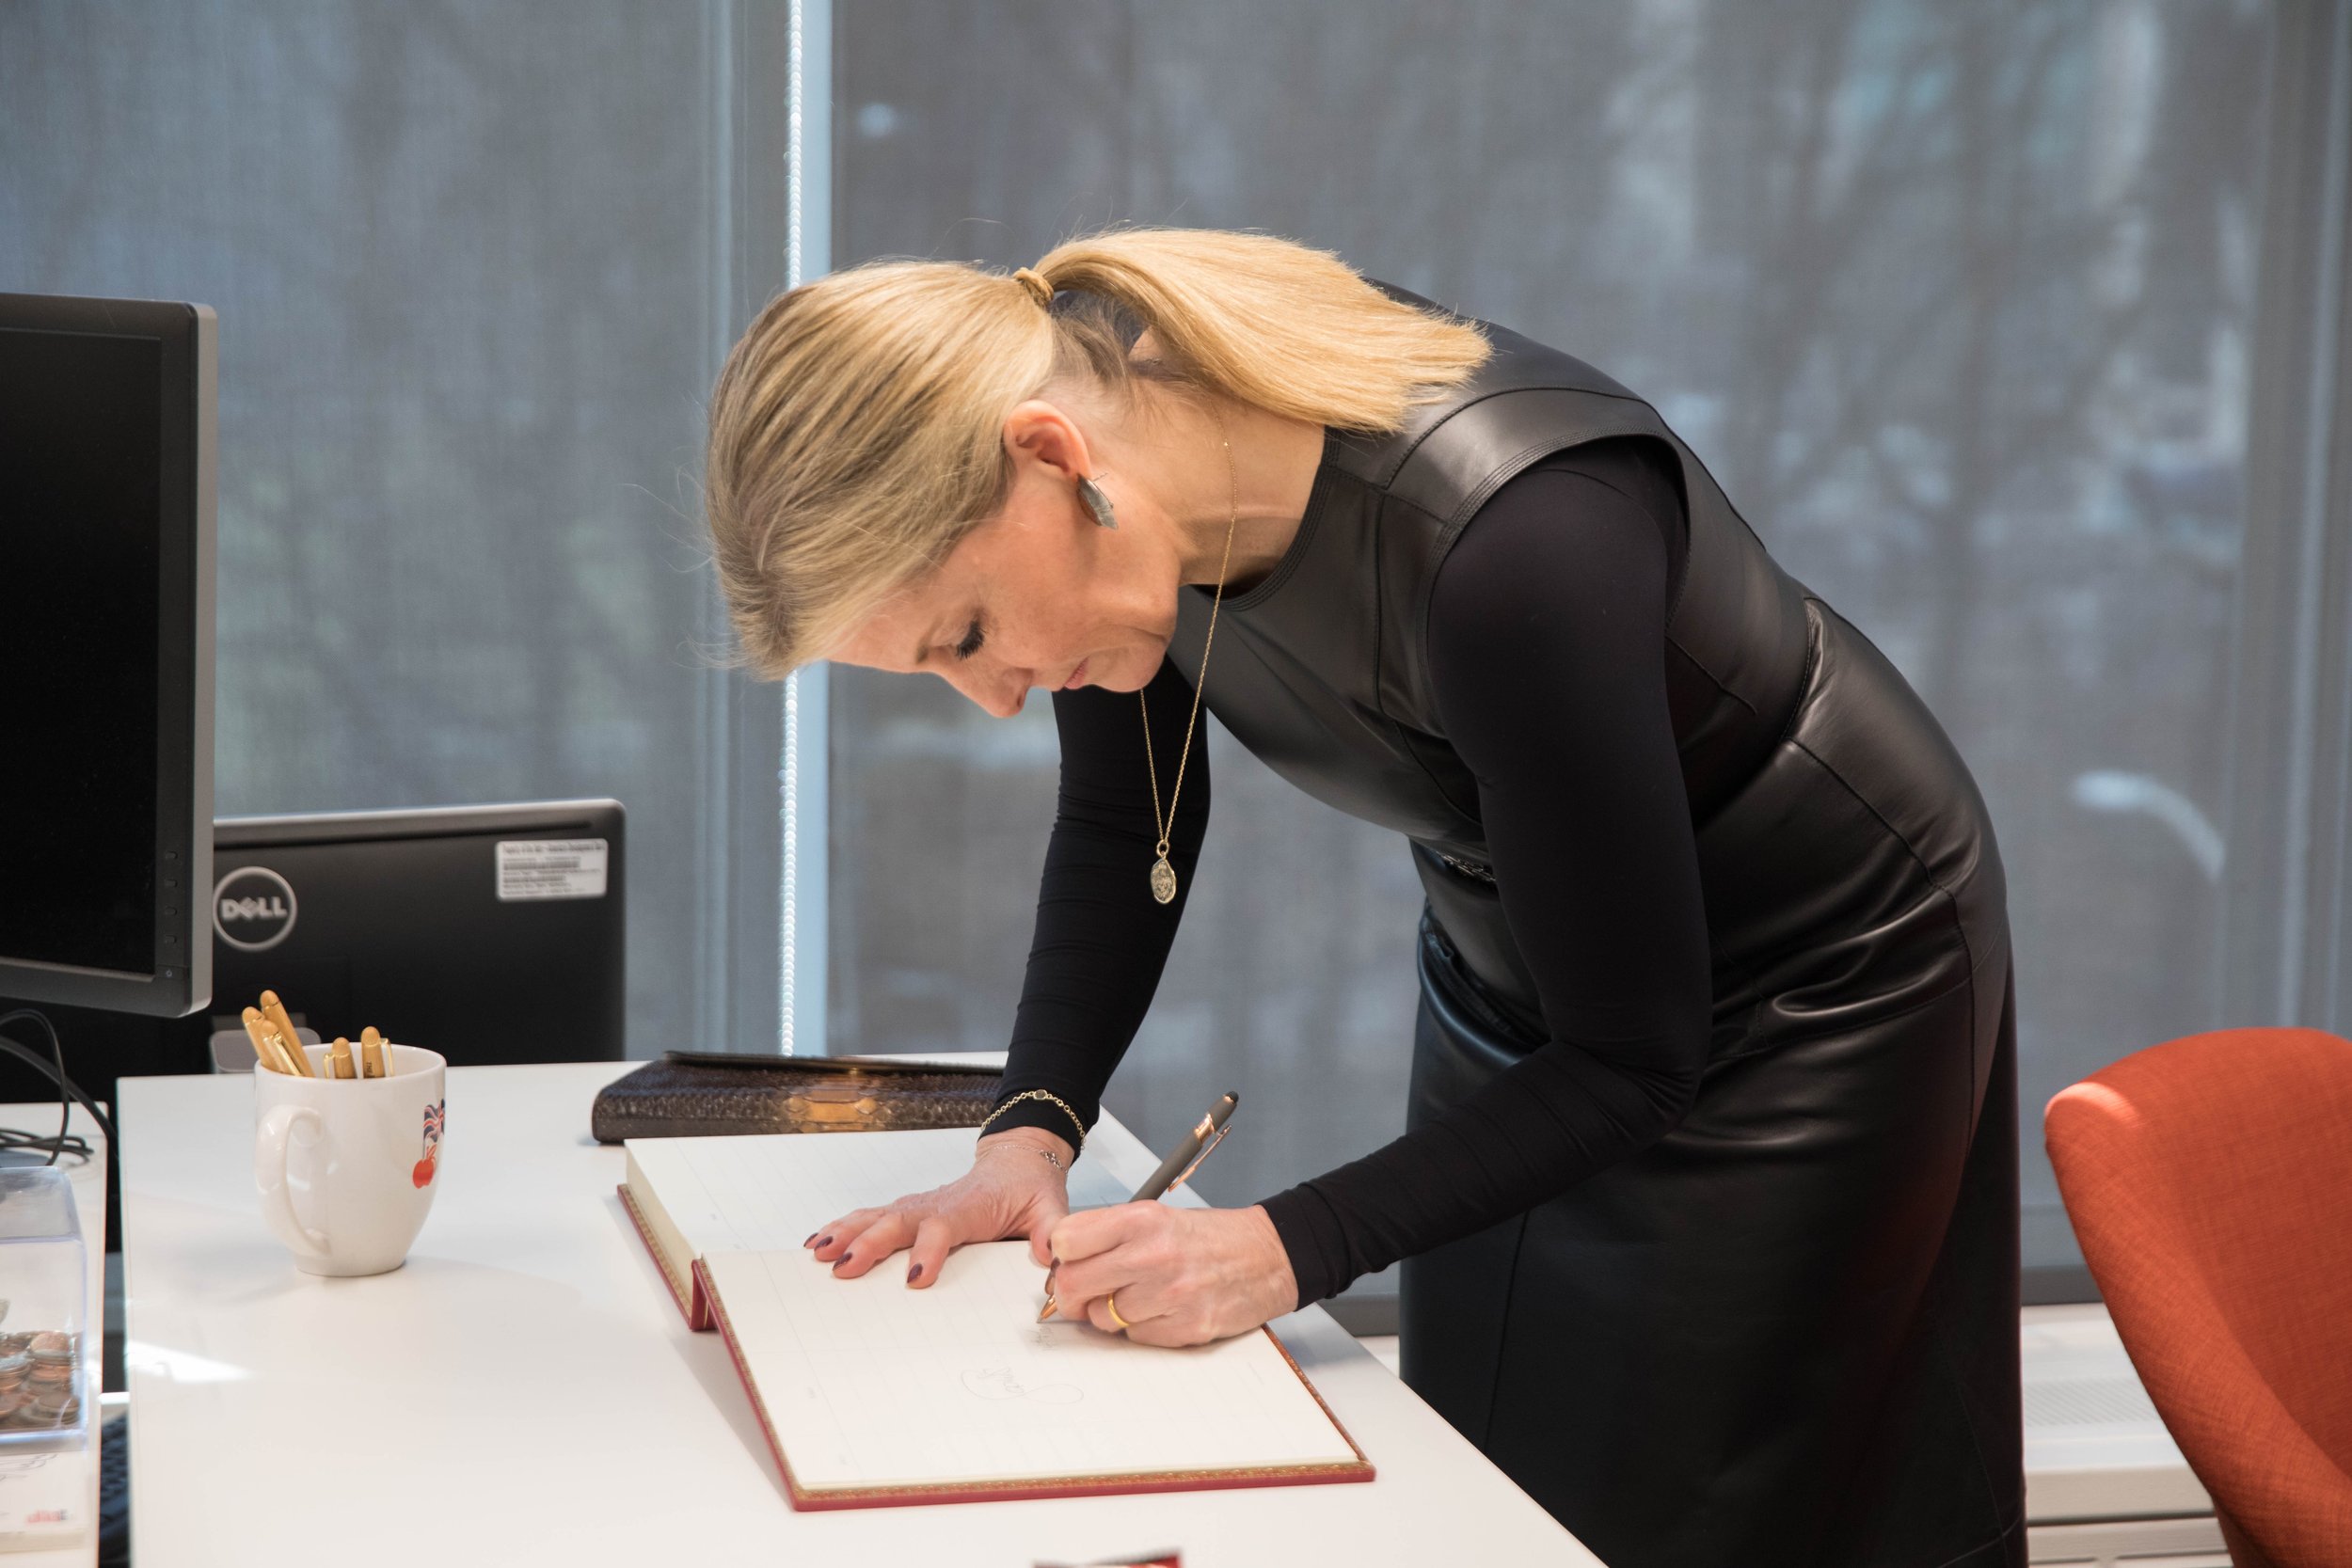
[0,1008,117,1160]
[0,1006,72,1164]
[0,1123,95,1161]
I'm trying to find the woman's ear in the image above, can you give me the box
[1003,401,1094,485]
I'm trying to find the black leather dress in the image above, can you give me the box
[1164,290,2025,1567]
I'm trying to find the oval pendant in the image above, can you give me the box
[1150,855,1178,905]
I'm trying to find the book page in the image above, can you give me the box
[627,1128,1132,1262]
[702,1241,1362,1494]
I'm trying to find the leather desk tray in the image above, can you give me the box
[591,1051,1002,1143]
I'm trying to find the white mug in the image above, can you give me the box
[253,1044,446,1276]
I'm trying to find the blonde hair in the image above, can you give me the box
[704,227,1491,678]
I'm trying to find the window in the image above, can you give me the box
[2,2,799,1056]
[829,0,2290,1305]
[12,2,2332,1308]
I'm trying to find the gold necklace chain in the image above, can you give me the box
[1138,410,1239,905]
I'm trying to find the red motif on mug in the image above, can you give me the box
[414,1099,445,1188]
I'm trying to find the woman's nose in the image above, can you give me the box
[941,661,1028,719]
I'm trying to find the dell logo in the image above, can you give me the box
[213,865,298,952]
[220,895,288,921]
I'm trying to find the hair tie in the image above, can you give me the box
[1011,266,1055,309]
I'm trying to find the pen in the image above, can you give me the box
[329,1036,356,1080]
[1040,1091,1238,1323]
[359,1027,387,1079]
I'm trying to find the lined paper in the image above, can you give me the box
[702,1241,1362,1492]
[626,1128,1131,1261]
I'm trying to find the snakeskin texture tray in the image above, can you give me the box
[589,1051,1004,1143]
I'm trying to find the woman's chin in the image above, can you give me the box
[1103,654,1158,693]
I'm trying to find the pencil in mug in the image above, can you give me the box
[241,1007,295,1075]
[258,990,312,1077]
[328,1037,356,1080]
[359,1026,387,1079]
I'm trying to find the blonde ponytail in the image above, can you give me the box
[706,227,1490,678]
[1030,229,1489,433]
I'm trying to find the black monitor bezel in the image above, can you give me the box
[0,292,215,1018]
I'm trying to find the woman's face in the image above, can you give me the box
[826,400,1177,718]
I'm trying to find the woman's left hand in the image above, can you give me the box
[1044,1202,1298,1347]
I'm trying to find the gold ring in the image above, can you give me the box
[1104,1292,1131,1331]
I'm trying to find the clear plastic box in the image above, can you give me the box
[0,1164,92,1545]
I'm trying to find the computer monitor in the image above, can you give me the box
[0,798,627,1138]
[202,800,628,1065]
[0,292,216,1019]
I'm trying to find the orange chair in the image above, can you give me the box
[2045,1028,2352,1567]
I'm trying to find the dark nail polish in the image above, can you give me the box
[907,1263,925,1284]
[817,1234,833,1248]
[803,1232,817,1248]
[837,1252,853,1266]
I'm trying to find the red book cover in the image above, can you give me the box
[693,1257,1375,1511]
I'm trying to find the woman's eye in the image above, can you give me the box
[952,619,985,661]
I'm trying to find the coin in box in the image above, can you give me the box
[23,1390,75,1425]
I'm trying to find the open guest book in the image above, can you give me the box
[619,1129,1373,1510]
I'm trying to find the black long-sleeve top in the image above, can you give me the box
[985,436,1714,1307]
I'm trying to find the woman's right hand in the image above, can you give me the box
[805,1126,1073,1288]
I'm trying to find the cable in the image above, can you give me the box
[0,1007,73,1164]
[0,1122,95,1162]
[0,1008,116,1162]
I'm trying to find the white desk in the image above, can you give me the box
[119,1061,1595,1567]
[0,1100,108,1568]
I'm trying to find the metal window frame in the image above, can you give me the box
[2218,1,2352,1033]
[781,0,833,1054]
[694,0,831,1057]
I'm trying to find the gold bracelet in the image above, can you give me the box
[977,1088,1087,1153]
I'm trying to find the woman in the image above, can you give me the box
[704,228,2023,1568]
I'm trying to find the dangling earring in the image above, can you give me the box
[1076,474,1118,530]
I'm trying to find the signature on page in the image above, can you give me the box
[959,1366,1084,1405]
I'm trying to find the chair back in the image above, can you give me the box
[2045,1027,2352,1566]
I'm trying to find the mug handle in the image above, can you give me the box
[255,1103,333,1263]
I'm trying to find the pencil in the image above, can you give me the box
[242,1007,293,1075]
[259,991,312,1077]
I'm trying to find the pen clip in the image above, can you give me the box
[1164,1119,1232,1195]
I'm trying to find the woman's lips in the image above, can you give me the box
[1062,658,1089,689]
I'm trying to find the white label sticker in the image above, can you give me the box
[495,838,610,902]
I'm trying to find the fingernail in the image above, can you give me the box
[836,1252,853,1266]
[803,1232,817,1248]
[817,1234,833,1248]
[906,1263,924,1284]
